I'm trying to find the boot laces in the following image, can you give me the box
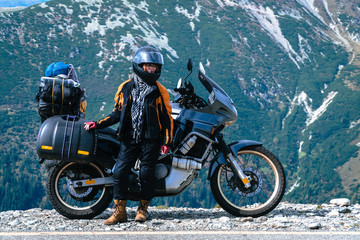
[113,203,123,216]
[138,200,150,216]
[139,200,150,211]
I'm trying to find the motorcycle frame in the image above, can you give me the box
[71,136,262,193]
[71,67,263,196]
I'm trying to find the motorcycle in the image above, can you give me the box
[37,59,286,219]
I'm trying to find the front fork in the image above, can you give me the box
[216,134,251,188]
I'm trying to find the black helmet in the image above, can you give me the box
[132,46,164,84]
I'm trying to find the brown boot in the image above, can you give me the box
[135,200,150,222]
[104,200,127,225]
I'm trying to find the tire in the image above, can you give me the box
[46,161,113,219]
[210,146,286,217]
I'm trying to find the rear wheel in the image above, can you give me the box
[47,161,113,219]
[211,146,286,217]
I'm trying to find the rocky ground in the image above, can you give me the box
[0,199,359,232]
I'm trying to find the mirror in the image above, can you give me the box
[177,78,182,88]
[187,58,193,72]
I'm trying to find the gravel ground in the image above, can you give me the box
[0,199,359,233]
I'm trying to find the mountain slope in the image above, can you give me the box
[0,0,359,211]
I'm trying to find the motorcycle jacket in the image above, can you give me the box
[95,77,173,146]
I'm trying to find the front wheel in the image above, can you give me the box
[47,161,113,219]
[210,146,286,217]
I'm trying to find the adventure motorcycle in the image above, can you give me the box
[36,59,286,219]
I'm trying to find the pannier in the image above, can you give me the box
[36,115,97,162]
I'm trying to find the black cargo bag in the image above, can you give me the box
[36,77,83,121]
[36,115,97,162]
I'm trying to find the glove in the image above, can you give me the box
[84,121,96,131]
[161,145,170,154]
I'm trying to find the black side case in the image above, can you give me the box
[36,115,97,162]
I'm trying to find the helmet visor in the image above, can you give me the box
[133,51,164,65]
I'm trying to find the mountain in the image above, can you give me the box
[0,0,359,211]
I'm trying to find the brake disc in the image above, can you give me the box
[67,179,93,199]
[229,168,263,197]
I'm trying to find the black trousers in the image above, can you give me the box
[113,139,161,201]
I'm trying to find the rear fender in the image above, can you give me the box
[208,140,262,179]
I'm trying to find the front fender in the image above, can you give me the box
[229,140,262,156]
[208,140,262,179]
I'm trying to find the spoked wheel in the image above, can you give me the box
[47,161,113,219]
[211,146,286,217]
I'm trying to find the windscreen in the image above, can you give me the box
[198,69,230,98]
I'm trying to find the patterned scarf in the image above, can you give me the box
[131,75,154,142]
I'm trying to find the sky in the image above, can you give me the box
[0,0,50,8]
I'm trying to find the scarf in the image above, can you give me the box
[131,75,154,142]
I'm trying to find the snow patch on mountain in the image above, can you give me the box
[305,91,337,126]
[37,2,54,11]
[196,30,201,45]
[189,22,195,31]
[175,3,201,31]
[241,3,306,68]
[215,0,225,8]
[58,23,77,35]
[96,33,136,69]
[38,2,47,8]
[299,141,304,153]
[283,91,338,129]
[84,17,105,35]
[99,102,106,111]
[206,59,211,67]
[296,0,324,23]
[278,8,303,20]
[296,0,351,50]
[79,0,178,67]
[132,20,178,59]
[297,34,311,62]
[350,32,360,43]
[221,0,308,68]
[122,0,150,14]
[118,32,137,58]
[286,177,301,195]
[222,0,237,7]
[328,22,351,49]
[73,0,103,7]
[58,4,73,15]
[350,119,360,129]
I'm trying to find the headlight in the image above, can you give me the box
[225,118,237,126]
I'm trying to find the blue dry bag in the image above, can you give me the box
[45,62,70,77]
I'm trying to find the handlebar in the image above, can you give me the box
[174,81,194,95]
[173,81,207,109]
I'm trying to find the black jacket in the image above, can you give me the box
[96,78,173,146]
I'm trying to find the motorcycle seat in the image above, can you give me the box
[97,127,117,136]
